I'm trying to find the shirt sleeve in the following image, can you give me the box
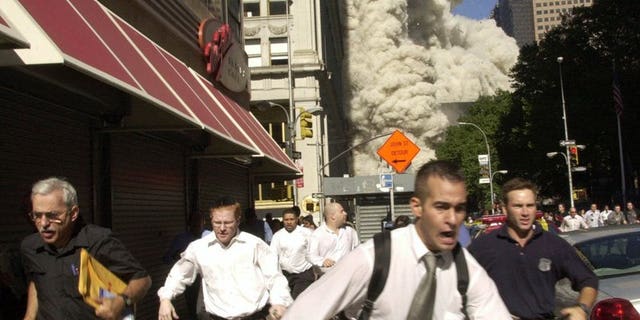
[157,242,200,300]
[558,239,599,292]
[92,235,148,282]
[264,222,273,244]
[282,246,371,320]
[464,250,512,319]
[307,230,325,267]
[256,240,292,307]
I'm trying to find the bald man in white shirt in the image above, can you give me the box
[308,202,359,275]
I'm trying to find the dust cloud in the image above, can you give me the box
[344,0,518,175]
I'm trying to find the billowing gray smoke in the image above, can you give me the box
[344,0,518,175]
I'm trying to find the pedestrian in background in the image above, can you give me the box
[600,204,613,221]
[301,215,317,230]
[469,178,598,320]
[626,201,638,224]
[270,207,315,299]
[283,160,510,319]
[157,196,292,320]
[560,207,589,232]
[607,204,628,225]
[241,207,274,244]
[21,177,151,320]
[584,203,603,228]
[162,212,204,320]
[308,202,359,276]
[393,215,411,228]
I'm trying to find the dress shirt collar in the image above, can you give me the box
[319,223,341,235]
[207,230,249,248]
[496,222,543,242]
[408,225,453,266]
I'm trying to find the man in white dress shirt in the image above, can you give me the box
[282,160,510,320]
[270,207,315,298]
[308,202,359,275]
[157,196,292,320]
[560,207,589,232]
[584,203,603,228]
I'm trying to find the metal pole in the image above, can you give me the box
[459,122,493,213]
[558,57,574,208]
[286,2,297,205]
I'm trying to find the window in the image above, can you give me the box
[245,39,262,67]
[537,25,544,30]
[537,18,543,22]
[269,37,288,65]
[537,10,542,14]
[269,0,287,15]
[244,0,260,17]
[536,3,541,7]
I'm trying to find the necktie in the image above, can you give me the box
[407,252,438,320]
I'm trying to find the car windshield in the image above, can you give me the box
[574,232,640,277]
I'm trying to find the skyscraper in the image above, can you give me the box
[493,0,594,47]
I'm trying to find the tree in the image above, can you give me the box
[436,91,512,212]
[500,0,640,205]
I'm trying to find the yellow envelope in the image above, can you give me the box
[78,248,127,309]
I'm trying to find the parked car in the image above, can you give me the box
[556,225,640,319]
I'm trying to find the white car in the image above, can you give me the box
[556,225,640,319]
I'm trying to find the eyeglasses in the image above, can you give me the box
[29,210,69,223]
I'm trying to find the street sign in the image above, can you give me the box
[312,192,325,198]
[571,166,587,172]
[559,140,576,147]
[291,151,301,160]
[377,130,420,173]
[380,173,393,188]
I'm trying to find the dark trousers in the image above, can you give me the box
[283,268,316,299]
[208,304,270,320]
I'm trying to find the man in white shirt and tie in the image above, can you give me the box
[270,207,315,298]
[157,196,292,320]
[283,160,509,319]
[308,202,359,275]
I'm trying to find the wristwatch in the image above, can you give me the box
[120,294,133,307]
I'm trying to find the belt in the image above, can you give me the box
[209,304,270,320]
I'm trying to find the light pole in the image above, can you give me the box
[459,122,493,211]
[557,56,575,208]
[491,170,508,212]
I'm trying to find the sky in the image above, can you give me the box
[452,0,498,20]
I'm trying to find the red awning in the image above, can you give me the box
[0,6,29,49]
[14,0,298,175]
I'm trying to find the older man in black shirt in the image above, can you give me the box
[21,177,151,319]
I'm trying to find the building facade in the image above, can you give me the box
[493,0,594,47]
[0,0,296,318]
[243,0,350,218]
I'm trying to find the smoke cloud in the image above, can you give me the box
[344,0,518,175]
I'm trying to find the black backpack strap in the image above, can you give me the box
[453,242,469,319]
[359,231,391,320]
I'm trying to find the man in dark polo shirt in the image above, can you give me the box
[468,178,598,320]
[21,177,152,319]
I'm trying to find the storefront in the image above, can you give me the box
[0,0,298,318]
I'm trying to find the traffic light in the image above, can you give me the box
[569,146,579,166]
[299,112,313,139]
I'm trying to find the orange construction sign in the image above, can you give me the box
[377,130,420,173]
